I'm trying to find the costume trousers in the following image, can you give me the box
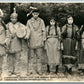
[28,47,44,73]
[0,56,3,73]
[7,51,21,74]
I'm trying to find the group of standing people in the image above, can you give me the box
[0,6,84,78]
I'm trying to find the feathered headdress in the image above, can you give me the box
[27,6,38,17]
[10,8,18,18]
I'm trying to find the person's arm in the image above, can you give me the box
[60,26,65,50]
[6,24,10,38]
[61,25,67,39]
[24,21,30,40]
[57,26,63,50]
[46,26,51,38]
[5,24,11,49]
[57,26,61,40]
[75,25,79,50]
[80,25,84,34]
[41,20,46,41]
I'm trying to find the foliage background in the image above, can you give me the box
[1,3,84,28]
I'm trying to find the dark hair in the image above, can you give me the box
[65,15,73,24]
[48,18,57,35]
[61,24,74,39]
[67,15,74,39]
[71,24,74,39]
[67,15,73,19]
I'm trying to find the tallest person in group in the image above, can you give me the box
[26,8,46,75]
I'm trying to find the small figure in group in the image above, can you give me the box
[26,8,46,75]
[0,9,6,79]
[61,15,79,74]
[6,8,27,76]
[77,25,84,75]
[45,17,61,74]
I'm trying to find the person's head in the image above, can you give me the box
[50,17,56,26]
[32,9,39,19]
[10,8,18,24]
[0,9,3,23]
[10,15,18,24]
[67,15,73,25]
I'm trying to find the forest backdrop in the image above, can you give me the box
[1,3,84,28]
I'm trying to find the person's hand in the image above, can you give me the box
[43,40,46,44]
[75,45,78,50]
[59,37,62,41]
[81,25,83,28]
[57,46,61,50]
[61,43,64,50]
[11,33,16,38]
[6,47,10,53]
[75,41,78,51]
[47,36,51,39]
[24,35,29,39]
[44,41,47,50]
[24,36,27,39]
[5,38,10,47]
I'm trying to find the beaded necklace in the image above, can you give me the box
[31,18,41,31]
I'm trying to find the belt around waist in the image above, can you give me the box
[66,37,75,39]
[47,36,58,39]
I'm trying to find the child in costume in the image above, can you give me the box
[26,8,46,75]
[0,9,6,79]
[6,8,29,76]
[45,17,61,74]
[61,15,79,74]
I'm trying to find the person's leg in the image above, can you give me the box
[36,48,43,74]
[7,53,15,75]
[21,40,28,76]
[47,64,50,73]
[0,56,4,80]
[41,49,48,74]
[68,67,72,74]
[56,65,59,74]
[28,49,36,74]
[49,64,56,73]
[14,51,21,76]
[0,56,3,74]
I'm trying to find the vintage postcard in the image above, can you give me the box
[0,0,83,82]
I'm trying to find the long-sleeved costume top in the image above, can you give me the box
[78,25,84,69]
[6,22,27,53]
[0,23,6,56]
[61,24,79,68]
[61,24,79,56]
[26,17,46,49]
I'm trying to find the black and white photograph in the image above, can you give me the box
[0,2,84,81]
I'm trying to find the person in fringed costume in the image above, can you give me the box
[6,8,29,76]
[26,8,46,75]
[77,24,84,75]
[0,9,7,79]
[61,15,79,74]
